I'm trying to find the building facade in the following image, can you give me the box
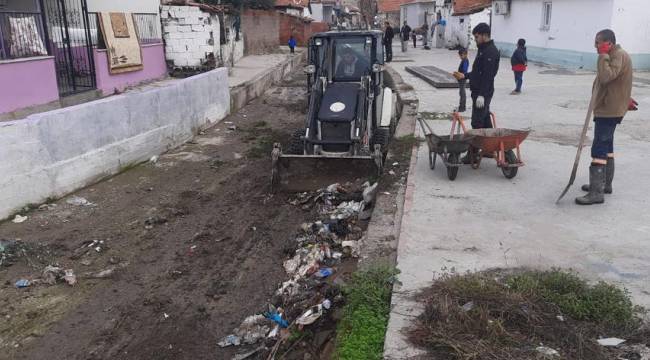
[0,0,166,115]
[491,0,650,70]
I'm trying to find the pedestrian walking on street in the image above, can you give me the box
[383,21,394,62]
[288,35,297,54]
[576,29,633,205]
[411,30,417,48]
[510,38,527,94]
[468,23,500,129]
[422,23,430,49]
[400,21,411,52]
[452,47,470,112]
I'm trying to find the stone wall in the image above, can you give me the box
[161,5,216,68]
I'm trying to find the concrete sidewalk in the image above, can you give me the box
[384,45,650,359]
[229,48,303,88]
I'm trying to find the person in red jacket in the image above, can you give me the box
[510,38,527,95]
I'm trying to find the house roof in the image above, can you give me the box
[377,0,410,13]
[452,0,491,15]
[275,0,307,9]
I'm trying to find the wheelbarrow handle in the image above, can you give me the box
[490,112,497,128]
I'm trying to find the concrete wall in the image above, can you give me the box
[311,3,324,22]
[491,0,650,70]
[161,5,215,67]
[242,9,280,55]
[0,56,59,114]
[0,68,230,220]
[401,3,435,30]
[94,44,168,95]
[610,0,650,68]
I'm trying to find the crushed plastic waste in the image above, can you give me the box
[42,265,76,286]
[314,267,334,279]
[12,215,27,224]
[536,346,560,357]
[597,338,626,347]
[66,196,94,206]
[341,240,360,258]
[296,304,323,326]
[15,279,30,288]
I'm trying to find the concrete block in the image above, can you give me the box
[178,25,192,33]
[191,25,205,32]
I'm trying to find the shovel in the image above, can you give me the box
[556,94,595,204]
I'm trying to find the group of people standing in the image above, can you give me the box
[382,21,636,206]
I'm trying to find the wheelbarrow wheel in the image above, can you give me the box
[447,153,460,181]
[502,150,519,179]
[429,151,436,170]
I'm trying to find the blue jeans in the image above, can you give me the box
[514,71,523,92]
[591,117,622,159]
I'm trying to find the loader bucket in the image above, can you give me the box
[271,149,383,193]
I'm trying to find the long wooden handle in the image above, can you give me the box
[568,95,596,185]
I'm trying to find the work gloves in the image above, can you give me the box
[629,98,639,111]
[475,96,485,109]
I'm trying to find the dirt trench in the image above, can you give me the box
[0,70,321,360]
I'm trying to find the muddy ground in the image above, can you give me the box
[0,70,345,360]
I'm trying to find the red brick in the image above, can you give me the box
[452,0,491,15]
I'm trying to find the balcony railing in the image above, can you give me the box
[0,11,48,60]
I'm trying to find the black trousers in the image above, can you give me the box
[471,94,493,129]
[385,40,393,62]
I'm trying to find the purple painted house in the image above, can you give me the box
[0,0,167,115]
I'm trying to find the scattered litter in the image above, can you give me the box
[556,315,565,322]
[392,162,399,166]
[233,153,243,160]
[342,240,360,258]
[163,313,170,319]
[63,269,77,286]
[322,299,332,310]
[90,268,115,279]
[382,191,391,195]
[228,125,237,131]
[296,305,323,326]
[389,170,396,175]
[144,215,167,229]
[81,260,92,266]
[218,334,241,347]
[218,315,270,347]
[150,155,159,163]
[314,267,334,279]
[263,306,289,328]
[536,346,560,357]
[38,203,57,211]
[12,215,27,224]
[66,196,94,207]
[461,301,474,312]
[597,338,626,347]
[267,326,280,339]
[362,182,378,205]
[42,265,64,285]
[15,279,30,288]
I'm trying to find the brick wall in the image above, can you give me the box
[242,9,280,55]
[161,5,216,68]
[278,12,329,47]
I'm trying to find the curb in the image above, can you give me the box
[359,66,419,269]
[229,50,306,113]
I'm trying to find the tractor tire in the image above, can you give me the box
[286,129,305,155]
[372,127,391,154]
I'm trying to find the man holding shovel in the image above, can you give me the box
[576,29,633,205]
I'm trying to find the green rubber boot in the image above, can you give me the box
[576,164,606,205]
[581,158,614,194]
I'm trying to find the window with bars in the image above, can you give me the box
[541,1,552,31]
[90,12,161,49]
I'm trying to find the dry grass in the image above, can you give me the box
[409,269,650,360]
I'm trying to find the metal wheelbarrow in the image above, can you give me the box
[418,114,474,180]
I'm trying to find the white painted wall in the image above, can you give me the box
[311,3,324,22]
[491,0,614,53]
[87,0,160,14]
[610,0,650,54]
[161,6,214,67]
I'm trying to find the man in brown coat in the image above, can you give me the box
[576,29,633,205]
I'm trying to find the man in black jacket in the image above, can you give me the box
[400,21,411,52]
[383,21,394,62]
[468,23,500,129]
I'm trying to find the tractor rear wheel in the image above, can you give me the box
[372,127,391,154]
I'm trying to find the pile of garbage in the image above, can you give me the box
[218,182,378,356]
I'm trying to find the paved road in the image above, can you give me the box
[385,45,650,359]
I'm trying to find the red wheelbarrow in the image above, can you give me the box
[465,113,530,179]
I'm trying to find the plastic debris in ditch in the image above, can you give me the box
[597,338,626,347]
[15,279,31,288]
[42,265,76,286]
[66,196,94,207]
[296,304,324,326]
[218,314,270,348]
[12,215,27,224]
[314,267,334,279]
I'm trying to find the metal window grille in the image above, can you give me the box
[541,1,552,31]
[0,11,48,60]
[133,13,161,45]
